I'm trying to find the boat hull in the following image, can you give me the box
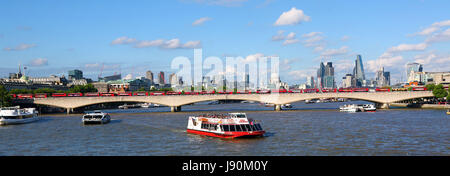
[0,116,40,125]
[187,129,265,138]
[83,119,110,125]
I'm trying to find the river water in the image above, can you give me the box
[0,101,448,156]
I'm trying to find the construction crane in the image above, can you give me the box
[98,63,105,79]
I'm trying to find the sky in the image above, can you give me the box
[0,0,449,85]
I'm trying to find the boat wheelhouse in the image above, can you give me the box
[187,113,265,138]
[0,106,39,125]
[82,111,111,125]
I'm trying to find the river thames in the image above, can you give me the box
[0,101,448,156]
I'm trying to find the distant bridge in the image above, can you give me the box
[30,91,434,113]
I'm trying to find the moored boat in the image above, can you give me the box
[447,109,450,115]
[186,113,265,138]
[359,104,376,112]
[282,104,292,108]
[339,104,359,112]
[82,111,111,125]
[0,106,39,125]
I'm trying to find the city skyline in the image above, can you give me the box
[1,0,449,85]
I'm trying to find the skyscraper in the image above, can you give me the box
[158,71,165,85]
[323,62,335,89]
[306,76,314,88]
[376,67,390,87]
[406,63,423,83]
[317,62,335,89]
[317,62,325,89]
[68,69,83,80]
[169,73,178,86]
[353,55,366,87]
[146,71,154,84]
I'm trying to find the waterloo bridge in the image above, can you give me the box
[25,91,434,113]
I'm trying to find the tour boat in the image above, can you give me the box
[0,106,39,125]
[282,104,293,109]
[82,111,111,125]
[140,103,153,108]
[339,104,359,112]
[359,104,377,112]
[186,113,265,138]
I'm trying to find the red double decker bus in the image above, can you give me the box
[302,89,319,93]
[52,93,67,97]
[321,88,337,93]
[100,93,115,96]
[150,91,165,96]
[166,91,181,95]
[118,92,132,96]
[17,94,33,99]
[412,87,427,91]
[68,93,83,97]
[85,92,100,97]
[375,88,391,92]
[134,92,148,96]
[34,93,47,98]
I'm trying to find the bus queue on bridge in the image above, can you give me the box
[10,86,435,99]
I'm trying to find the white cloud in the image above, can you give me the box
[320,46,349,57]
[243,53,265,63]
[162,39,181,49]
[288,69,315,81]
[272,31,299,46]
[134,39,165,48]
[271,30,285,41]
[387,43,428,53]
[425,28,450,43]
[182,41,202,48]
[301,32,325,49]
[4,43,37,51]
[416,26,440,36]
[274,7,310,26]
[367,52,404,72]
[192,17,212,26]
[414,19,450,36]
[283,39,300,45]
[113,37,202,49]
[111,36,137,45]
[302,32,322,38]
[29,58,48,67]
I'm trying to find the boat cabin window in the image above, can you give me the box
[235,114,246,118]
[229,125,236,131]
[223,125,229,131]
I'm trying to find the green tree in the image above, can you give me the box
[0,85,12,107]
[70,84,98,93]
[432,84,448,99]
[447,89,450,102]
[425,84,435,91]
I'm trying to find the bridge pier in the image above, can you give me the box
[274,104,282,111]
[66,108,73,114]
[171,106,181,112]
[376,103,390,109]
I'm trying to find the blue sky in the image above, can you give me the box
[1,0,449,85]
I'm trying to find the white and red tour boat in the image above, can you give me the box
[187,113,265,138]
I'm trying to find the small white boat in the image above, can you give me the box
[140,103,153,108]
[264,103,274,107]
[282,104,293,108]
[82,111,111,125]
[339,104,359,112]
[0,106,39,125]
[359,104,376,112]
